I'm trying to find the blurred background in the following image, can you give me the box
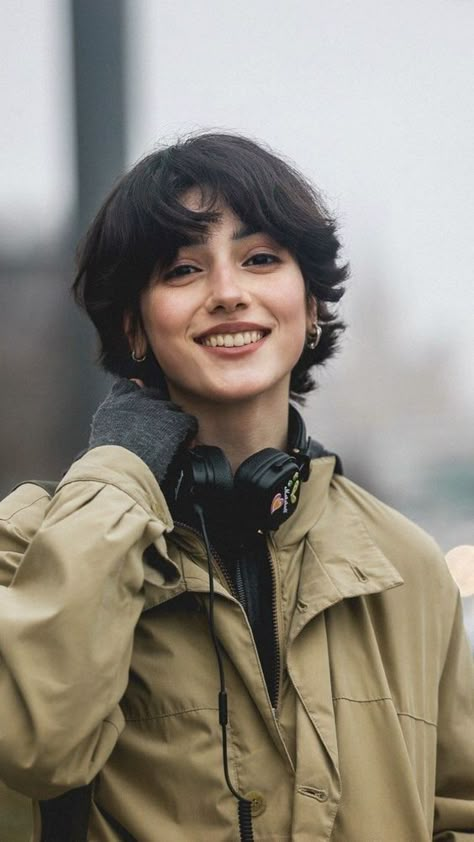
[0,0,473,836]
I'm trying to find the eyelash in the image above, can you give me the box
[163,265,198,281]
[246,253,281,267]
[163,252,281,281]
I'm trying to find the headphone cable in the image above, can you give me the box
[194,503,254,842]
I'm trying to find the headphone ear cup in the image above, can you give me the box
[234,449,302,531]
[179,445,233,509]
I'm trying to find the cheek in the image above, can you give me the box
[280,281,308,338]
[288,295,310,362]
[140,291,178,350]
[139,291,196,383]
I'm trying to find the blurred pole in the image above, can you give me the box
[71,0,127,235]
[64,0,127,450]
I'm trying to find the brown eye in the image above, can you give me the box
[163,264,200,282]
[244,253,281,267]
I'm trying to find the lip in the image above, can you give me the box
[194,322,271,342]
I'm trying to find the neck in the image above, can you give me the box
[176,395,290,474]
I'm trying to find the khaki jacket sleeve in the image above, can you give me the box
[0,446,177,800]
[433,589,474,839]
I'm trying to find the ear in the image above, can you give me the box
[123,311,147,358]
[306,295,318,332]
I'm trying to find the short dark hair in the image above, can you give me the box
[73,132,349,400]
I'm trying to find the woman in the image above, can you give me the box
[0,133,472,842]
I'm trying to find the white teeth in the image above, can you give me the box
[201,330,265,348]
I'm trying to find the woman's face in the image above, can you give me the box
[137,197,313,413]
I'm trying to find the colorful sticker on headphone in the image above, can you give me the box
[270,493,284,515]
[289,473,300,504]
[270,472,301,517]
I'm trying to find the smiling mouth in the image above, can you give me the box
[196,330,269,348]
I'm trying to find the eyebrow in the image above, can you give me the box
[182,222,263,247]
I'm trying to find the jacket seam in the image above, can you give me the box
[0,494,51,546]
[124,705,218,722]
[396,711,437,727]
[103,717,122,736]
[225,719,243,799]
[333,697,436,727]
[59,476,169,524]
[0,492,50,523]
[333,695,392,703]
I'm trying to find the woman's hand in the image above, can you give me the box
[88,378,198,483]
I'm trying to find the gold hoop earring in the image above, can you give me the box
[131,349,147,363]
[306,323,322,350]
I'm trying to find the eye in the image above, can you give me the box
[244,252,281,267]
[162,264,201,283]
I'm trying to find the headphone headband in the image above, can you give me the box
[287,404,312,482]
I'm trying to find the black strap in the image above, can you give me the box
[13,479,59,497]
[39,783,94,842]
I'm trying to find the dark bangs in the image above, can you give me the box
[73,132,349,398]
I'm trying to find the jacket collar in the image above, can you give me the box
[289,457,403,587]
[272,456,404,636]
[289,475,404,639]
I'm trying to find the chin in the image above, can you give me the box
[166,365,294,408]
[198,378,290,407]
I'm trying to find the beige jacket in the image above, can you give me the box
[0,446,472,841]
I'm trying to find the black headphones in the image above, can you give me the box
[170,405,312,533]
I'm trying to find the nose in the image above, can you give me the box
[205,264,251,313]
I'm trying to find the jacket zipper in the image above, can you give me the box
[173,521,281,713]
[266,536,282,713]
[173,521,239,600]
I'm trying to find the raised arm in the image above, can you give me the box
[0,381,196,799]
